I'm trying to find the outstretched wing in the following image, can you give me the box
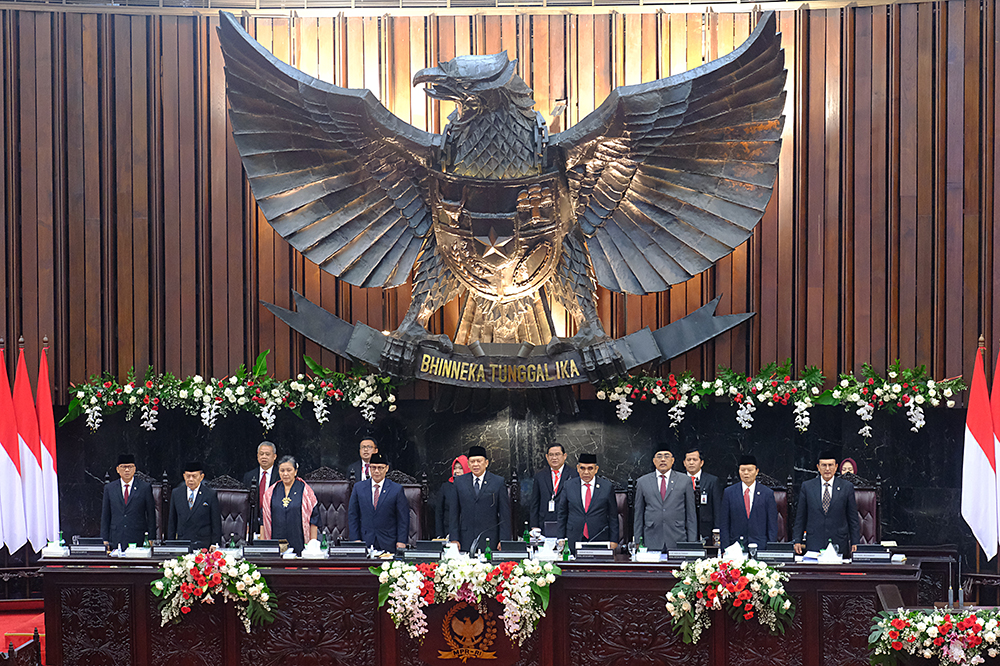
[218,12,441,288]
[550,11,786,295]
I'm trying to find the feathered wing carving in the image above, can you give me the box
[217,12,441,289]
[551,11,787,296]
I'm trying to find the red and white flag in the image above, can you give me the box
[0,349,27,553]
[36,348,60,542]
[962,345,998,560]
[13,349,47,551]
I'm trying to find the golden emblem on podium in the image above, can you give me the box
[437,602,499,661]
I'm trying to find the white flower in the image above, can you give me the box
[691,395,700,404]
[154,581,164,590]
[77,390,85,399]
[811,387,819,395]
[129,396,137,405]
[236,581,245,591]
[388,394,396,403]
[90,396,98,405]
[891,383,902,393]
[124,384,133,394]
[260,592,269,603]
[389,405,397,412]
[947,400,956,408]
[782,599,791,610]
[596,390,607,400]
[927,380,936,388]
[193,388,203,398]
[889,371,897,378]
[236,386,245,395]
[944,388,953,397]
[915,394,925,404]
[237,397,247,405]
[179,390,188,399]
[714,388,724,397]
[230,376,239,384]
[832,390,841,400]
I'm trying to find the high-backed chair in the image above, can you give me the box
[132,470,169,542]
[303,467,351,542]
[385,469,428,544]
[614,478,634,546]
[842,472,882,544]
[207,474,252,543]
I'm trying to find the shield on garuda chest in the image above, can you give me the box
[431,170,572,304]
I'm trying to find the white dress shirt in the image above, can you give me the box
[742,481,757,512]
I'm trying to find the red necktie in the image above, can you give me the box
[660,475,667,501]
[583,483,592,538]
[553,469,561,495]
[744,487,751,517]
[364,463,370,480]
[123,483,130,505]
[259,471,266,509]
[691,475,697,491]
[373,483,380,509]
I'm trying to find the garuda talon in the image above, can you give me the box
[218,12,786,382]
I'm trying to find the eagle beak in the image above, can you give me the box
[413,66,445,87]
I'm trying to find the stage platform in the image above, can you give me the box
[42,557,920,666]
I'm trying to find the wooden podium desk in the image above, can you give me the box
[42,557,919,666]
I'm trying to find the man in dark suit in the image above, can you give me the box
[348,452,410,551]
[792,451,861,555]
[683,447,723,542]
[633,447,696,551]
[449,445,511,553]
[558,453,619,551]
[346,436,378,483]
[242,441,278,530]
[719,455,778,549]
[101,454,157,551]
[529,443,577,537]
[167,461,222,548]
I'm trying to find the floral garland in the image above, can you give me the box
[870,608,1000,665]
[597,359,965,437]
[372,554,560,646]
[150,549,276,633]
[61,352,398,432]
[665,556,794,644]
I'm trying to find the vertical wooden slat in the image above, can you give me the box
[65,13,88,383]
[130,16,150,375]
[869,7,889,370]
[853,7,873,374]
[822,9,841,375]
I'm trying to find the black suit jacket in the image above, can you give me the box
[101,478,157,549]
[529,465,578,533]
[346,460,371,482]
[243,467,279,527]
[435,481,458,539]
[557,476,620,551]
[791,476,861,554]
[166,484,222,548]
[348,478,410,551]
[692,472,723,540]
[449,472,511,552]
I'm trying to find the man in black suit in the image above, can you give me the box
[529,443,577,537]
[101,454,156,550]
[558,453,619,552]
[243,441,278,531]
[167,461,222,548]
[792,451,861,556]
[449,445,511,552]
[346,437,378,483]
[719,455,778,549]
[683,447,723,542]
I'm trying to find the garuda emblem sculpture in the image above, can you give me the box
[218,12,786,393]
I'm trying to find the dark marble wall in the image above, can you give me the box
[54,398,971,562]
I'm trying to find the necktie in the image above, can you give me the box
[188,490,195,509]
[373,484,380,509]
[743,487,751,517]
[691,475,697,491]
[822,483,831,514]
[259,471,266,509]
[364,463,370,480]
[659,475,667,501]
[475,477,482,496]
[583,483,592,538]
[552,469,561,495]
[123,483,130,505]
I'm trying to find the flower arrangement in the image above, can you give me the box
[818,361,965,438]
[598,359,964,437]
[665,556,794,644]
[61,351,398,432]
[869,608,1000,665]
[150,549,276,633]
[371,554,560,646]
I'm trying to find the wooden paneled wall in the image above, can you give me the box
[1,2,997,404]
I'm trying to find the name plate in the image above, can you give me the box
[852,552,891,563]
[243,545,280,558]
[404,550,441,560]
[328,547,368,558]
[152,545,190,557]
[757,551,795,563]
[668,549,708,561]
[69,545,107,557]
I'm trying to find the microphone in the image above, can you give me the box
[582,523,610,544]
[468,520,502,555]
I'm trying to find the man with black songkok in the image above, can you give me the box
[167,461,222,548]
[719,454,778,549]
[449,445,511,552]
[101,453,157,550]
[558,453,620,551]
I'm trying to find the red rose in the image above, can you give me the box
[934,637,944,646]
[891,641,903,651]
[888,630,899,639]
[181,606,191,614]
[733,599,742,607]
[743,612,753,620]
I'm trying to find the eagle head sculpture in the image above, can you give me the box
[217,13,786,383]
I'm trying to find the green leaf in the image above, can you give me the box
[303,354,329,377]
[59,397,83,425]
[814,390,839,405]
[378,584,390,607]
[531,582,551,611]
[252,350,271,377]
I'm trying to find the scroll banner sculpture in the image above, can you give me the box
[217,12,787,391]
